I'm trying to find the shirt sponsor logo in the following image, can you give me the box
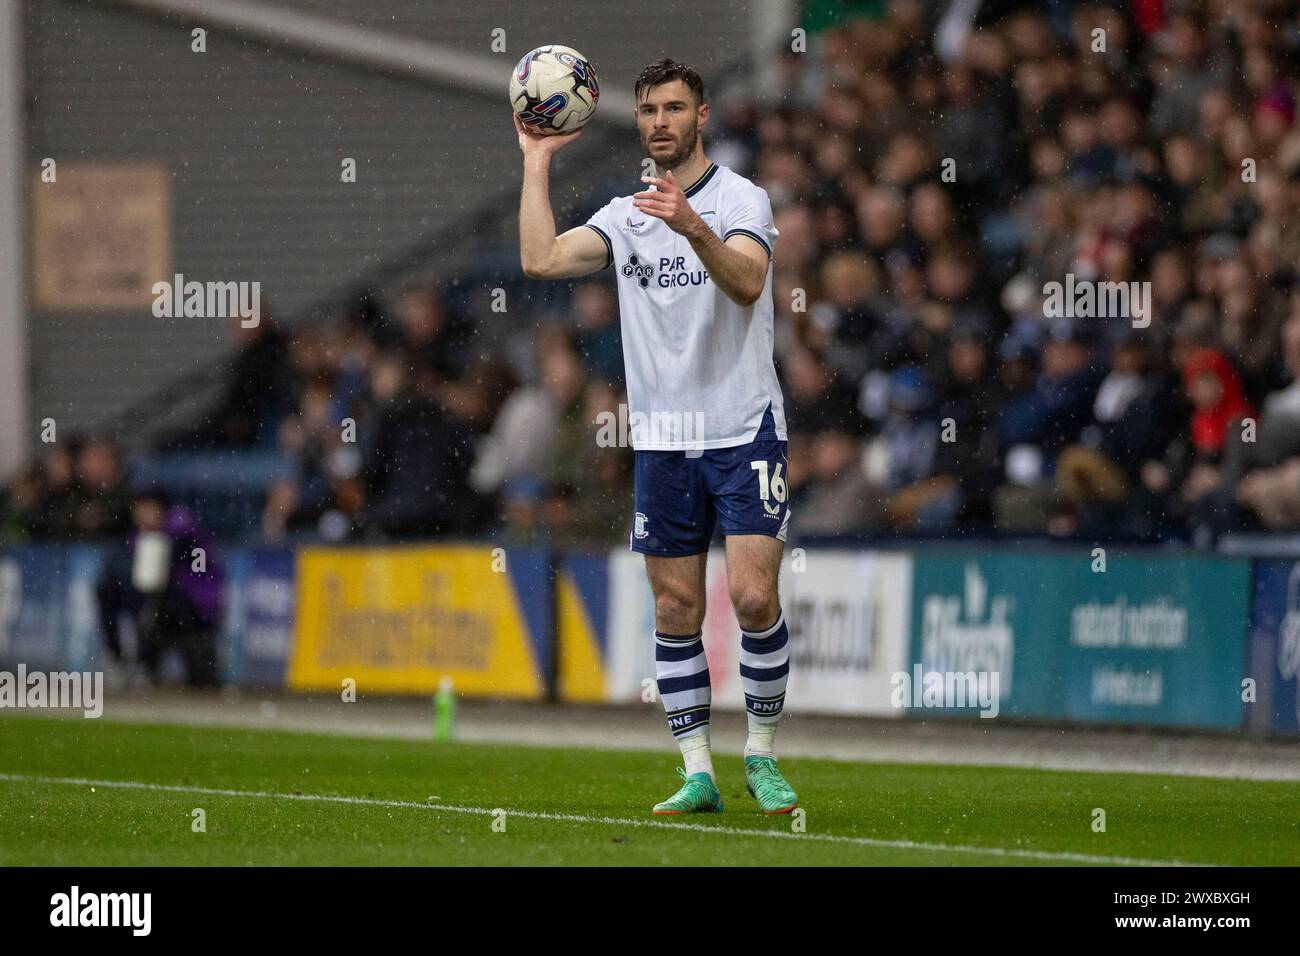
[620,254,655,288]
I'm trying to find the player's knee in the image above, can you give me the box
[654,590,704,633]
[730,587,778,631]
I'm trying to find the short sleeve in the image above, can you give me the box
[721,185,778,259]
[582,201,615,270]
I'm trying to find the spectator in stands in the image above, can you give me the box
[359,349,477,538]
[261,384,354,540]
[0,464,43,545]
[866,365,942,529]
[1174,345,1256,544]
[383,282,472,395]
[540,379,634,548]
[1231,310,1300,530]
[923,323,1002,531]
[1148,246,1194,339]
[995,319,1106,531]
[790,420,882,535]
[570,280,623,389]
[69,440,130,538]
[1184,309,1300,538]
[157,312,294,450]
[783,346,861,437]
[32,442,81,539]
[96,486,222,687]
[812,250,904,381]
[469,327,587,519]
[533,340,595,531]
[1054,329,1185,539]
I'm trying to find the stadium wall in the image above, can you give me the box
[24,0,766,438]
[1,541,1297,736]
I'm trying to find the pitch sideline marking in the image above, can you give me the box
[0,771,1209,866]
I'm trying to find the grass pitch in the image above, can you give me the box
[0,716,1296,866]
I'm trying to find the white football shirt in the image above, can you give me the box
[583,162,787,451]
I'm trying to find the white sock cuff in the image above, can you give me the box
[741,611,784,641]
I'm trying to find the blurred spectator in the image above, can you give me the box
[381,282,473,395]
[924,323,1003,530]
[158,314,294,450]
[96,487,222,687]
[3,439,129,543]
[69,440,130,538]
[784,345,863,436]
[995,319,1107,531]
[0,464,42,545]
[33,442,81,539]
[360,349,478,538]
[570,279,624,388]
[811,250,904,380]
[540,380,634,547]
[1054,329,1186,538]
[262,384,360,541]
[791,422,882,534]
[470,327,588,532]
[866,365,942,529]
[1230,311,1300,530]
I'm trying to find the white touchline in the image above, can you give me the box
[0,772,1204,867]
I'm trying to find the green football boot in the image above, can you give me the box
[652,767,724,815]
[744,755,799,815]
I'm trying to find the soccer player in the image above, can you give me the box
[516,58,796,815]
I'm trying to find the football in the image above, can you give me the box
[509,44,600,135]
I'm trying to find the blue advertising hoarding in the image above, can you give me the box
[1246,559,1300,735]
[909,552,1251,729]
[0,545,105,673]
[221,546,296,687]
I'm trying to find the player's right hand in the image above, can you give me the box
[515,113,584,156]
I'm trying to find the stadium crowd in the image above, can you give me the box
[6,0,1300,549]
[728,0,1300,544]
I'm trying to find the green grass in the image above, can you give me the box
[0,716,1296,866]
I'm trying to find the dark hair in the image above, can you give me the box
[634,58,705,107]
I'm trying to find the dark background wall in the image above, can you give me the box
[23,0,762,439]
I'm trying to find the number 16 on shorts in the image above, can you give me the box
[751,460,787,517]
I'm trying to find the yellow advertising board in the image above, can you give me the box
[288,546,545,698]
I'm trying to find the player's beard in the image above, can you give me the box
[644,120,698,171]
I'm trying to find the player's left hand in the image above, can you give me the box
[633,170,704,237]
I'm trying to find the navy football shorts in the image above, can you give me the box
[629,404,791,557]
